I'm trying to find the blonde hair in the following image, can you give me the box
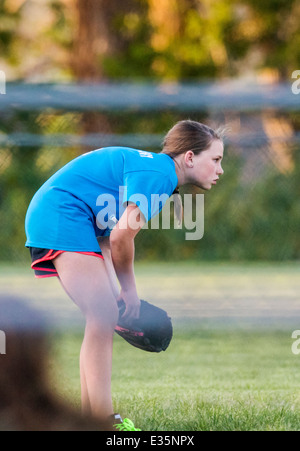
[161,120,225,226]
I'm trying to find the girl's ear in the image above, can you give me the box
[184,150,194,168]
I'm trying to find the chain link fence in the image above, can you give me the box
[0,82,299,262]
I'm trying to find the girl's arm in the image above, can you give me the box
[109,203,145,320]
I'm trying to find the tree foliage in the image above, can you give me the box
[1,0,299,81]
[0,0,299,262]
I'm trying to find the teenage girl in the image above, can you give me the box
[25,120,224,428]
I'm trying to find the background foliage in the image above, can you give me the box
[0,0,299,262]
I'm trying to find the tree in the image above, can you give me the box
[72,0,149,81]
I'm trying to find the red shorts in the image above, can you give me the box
[29,247,104,278]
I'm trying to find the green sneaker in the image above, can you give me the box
[114,418,141,431]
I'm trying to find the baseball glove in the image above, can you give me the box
[115,299,173,353]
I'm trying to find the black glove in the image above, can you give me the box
[115,299,173,353]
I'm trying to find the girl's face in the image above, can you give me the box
[185,140,224,190]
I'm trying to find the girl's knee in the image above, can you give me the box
[85,296,118,332]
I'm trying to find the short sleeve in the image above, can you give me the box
[122,171,174,222]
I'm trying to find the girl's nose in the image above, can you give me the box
[218,165,224,175]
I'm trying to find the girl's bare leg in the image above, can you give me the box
[53,252,119,423]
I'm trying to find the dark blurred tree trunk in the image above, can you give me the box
[71,0,139,144]
[72,0,135,81]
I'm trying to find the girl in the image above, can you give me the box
[25,120,224,429]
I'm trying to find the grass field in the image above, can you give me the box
[51,326,300,431]
[1,261,300,431]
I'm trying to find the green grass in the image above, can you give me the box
[49,323,300,431]
[1,261,300,430]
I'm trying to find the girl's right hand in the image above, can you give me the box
[117,288,141,322]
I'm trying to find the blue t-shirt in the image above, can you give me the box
[25,147,178,252]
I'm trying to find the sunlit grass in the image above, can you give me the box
[50,324,300,431]
[1,261,300,430]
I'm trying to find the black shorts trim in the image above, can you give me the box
[29,247,104,278]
